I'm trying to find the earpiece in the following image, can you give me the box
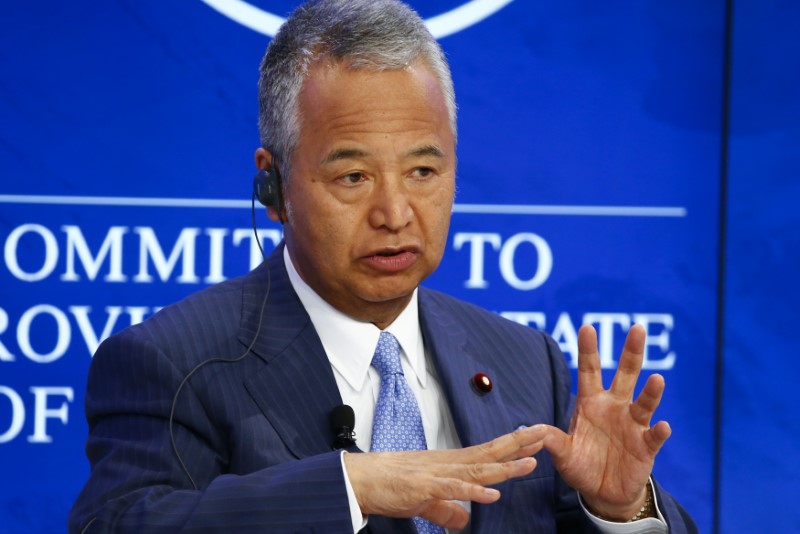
[253,168,281,208]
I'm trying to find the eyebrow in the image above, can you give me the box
[322,148,371,165]
[321,144,447,166]
[407,145,447,159]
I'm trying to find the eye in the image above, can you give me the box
[338,172,366,185]
[410,167,435,179]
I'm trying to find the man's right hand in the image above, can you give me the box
[344,424,547,529]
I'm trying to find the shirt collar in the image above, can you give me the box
[283,247,427,391]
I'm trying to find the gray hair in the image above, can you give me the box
[257,0,457,180]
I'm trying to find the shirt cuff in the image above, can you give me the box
[340,451,368,533]
[578,478,668,534]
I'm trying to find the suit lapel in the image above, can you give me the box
[418,289,515,447]
[418,289,517,533]
[239,245,344,459]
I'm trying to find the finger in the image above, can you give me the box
[577,325,604,396]
[609,324,645,399]
[435,457,537,486]
[540,424,572,466]
[643,420,672,455]
[629,373,666,425]
[418,477,502,509]
[398,425,545,468]
[515,436,546,460]
[419,500,471,531]
[459,424,548,463]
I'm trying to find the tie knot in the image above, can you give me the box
[371,331,403,377]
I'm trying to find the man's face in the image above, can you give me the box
[280,59,456,327]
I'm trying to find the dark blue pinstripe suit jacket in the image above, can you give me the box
[69,245,696,533]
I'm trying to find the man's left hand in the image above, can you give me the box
[542,324,672,521]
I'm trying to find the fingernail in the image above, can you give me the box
[484,488,500,497]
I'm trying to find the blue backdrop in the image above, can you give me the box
[0,1,796,532]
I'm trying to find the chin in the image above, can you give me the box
[357,284,416,305]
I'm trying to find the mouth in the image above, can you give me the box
[363,246,420,272]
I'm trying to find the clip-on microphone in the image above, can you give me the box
[330,404,357,450]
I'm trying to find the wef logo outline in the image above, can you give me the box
[199,0,514,38]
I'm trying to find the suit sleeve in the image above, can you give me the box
[68,330,354,534]
[543,334,698,534]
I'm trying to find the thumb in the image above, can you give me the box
[419,500,471,530]
[540,424,572,466]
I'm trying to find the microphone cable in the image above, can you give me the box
[168,192,273,490]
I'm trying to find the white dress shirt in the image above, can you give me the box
[283,248,667,533]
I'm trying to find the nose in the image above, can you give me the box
[368,177,413,231]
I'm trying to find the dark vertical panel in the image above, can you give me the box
[713,1,734,532]
[722,1,800,531]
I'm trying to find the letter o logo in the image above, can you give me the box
[498,232,553,291]
[199,0,513,38]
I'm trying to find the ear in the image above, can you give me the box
[254,147,272,171]
[254,147,287,223]
[267,205,283,222]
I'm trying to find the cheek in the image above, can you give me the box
[422,209,453,260]
[310,209,362,253]
[428,189,454,238]
[433,217,452,254]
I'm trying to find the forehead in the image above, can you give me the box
[295,59,451,147]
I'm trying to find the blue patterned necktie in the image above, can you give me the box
[369,331,445,534]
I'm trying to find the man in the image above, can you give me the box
[70,0,697,532]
